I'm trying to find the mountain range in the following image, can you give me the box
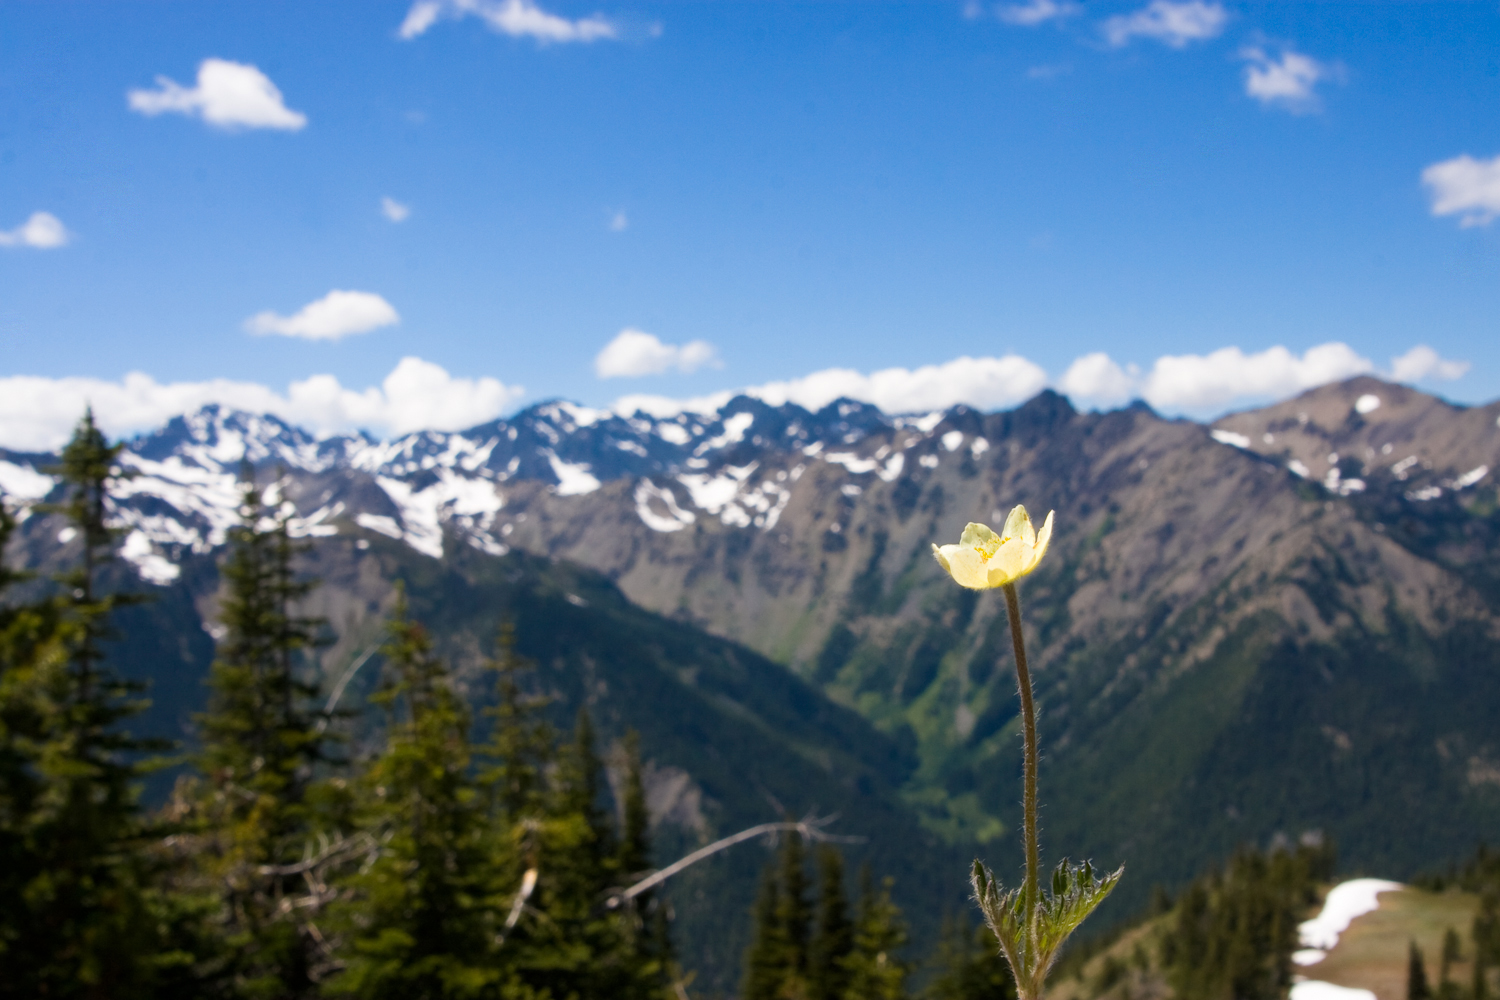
[3,376,1498,987]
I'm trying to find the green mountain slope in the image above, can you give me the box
[490,381,1500,920]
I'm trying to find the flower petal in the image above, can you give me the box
[938,544,992,588]
[1003,505,1035,547]
[960,521,1000,555]
[1032,510,1054,566]
[986,537,1029,587]
[931,543,952,576]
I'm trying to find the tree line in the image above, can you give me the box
[1055,837,1337,1000]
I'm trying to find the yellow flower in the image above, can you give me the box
[931,505,1054,590]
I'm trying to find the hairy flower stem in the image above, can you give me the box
[1003,582,1040,930]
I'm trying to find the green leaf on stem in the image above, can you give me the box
[972,857,1123,1000]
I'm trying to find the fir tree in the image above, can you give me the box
[0,411,195,997]
[1409,941,1432,1000]
[1478,894,1498,1000]
[618,729,651,883]
[480,622,551,823]
[616,728,673,996]
[810,846,853,1000]
[777,827,812,990]
[191,478,333,997]
[922,913,1014,1000]
[744,866,789,1000]
[0,501,62,984]
[558,706,616,876]
[1439,927,1463,1000]
[473,634,669,1000]
[521,708,668,1000]
[324,590,505,999]
[841,867,910,1000]
[741,826,813,999]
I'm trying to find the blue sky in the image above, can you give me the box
[2,0,1498,447]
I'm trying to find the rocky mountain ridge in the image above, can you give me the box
[4,378,1500,923]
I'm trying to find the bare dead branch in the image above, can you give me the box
[495,867,539,946]
[607,812,858,908]
[315,644,381,733]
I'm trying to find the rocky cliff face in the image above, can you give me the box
[4,378,1499,919]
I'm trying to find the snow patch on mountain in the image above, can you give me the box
[5,394,980,576]
[120,530,180,584]
[546,453,602,496]
[634,480,696,532]
[0,460,54,501]
[375,471,504,559]
[678,463,757,516]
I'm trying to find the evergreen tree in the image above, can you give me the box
[616,728,673,996]
[480,622,551,823]
[559,707,616,877]
[324,590,505,999]
[190,477,334,997]
[519,707,668,1000]
[744,866,790,1000]
[0,411,199,997]
[778,827,812,990]
[618,729,651,883]
[1409,941,1432,1000]
[810,846,853,1000]
[1477,887,1498,1000]
[841,867,910,1000]
[1159,842,1327,1000]
[923,913,1014,1000]
[741,827,813,999]
[0,501,62,983]
[1439,927,1463,1000]
[473,633,669,1000]
[743,841,908,1000]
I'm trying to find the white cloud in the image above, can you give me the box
[1058,353,1138,408]
[998,0,1080,26]
[245,290,400,342]
[1422,153,1500,227]
[0,358,524,451]
[381,197,411,222]
[612,343,1397,421]
[1068,343,1470,413]
[0,211,69,249]
[1102,1,1227,48]
[613,355,1049,418]
[399,0,617,43]
[1241,46,1333,112]
[1391,345,1470,383]
[595,329,720,379]
[1141,343,1373,411]
[609,210,629,232]
[128,58,307,131]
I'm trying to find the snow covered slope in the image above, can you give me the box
[0,395,944,573]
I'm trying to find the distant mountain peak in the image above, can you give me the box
[3,378,1495,589]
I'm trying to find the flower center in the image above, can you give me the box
[977,537,1008,561]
